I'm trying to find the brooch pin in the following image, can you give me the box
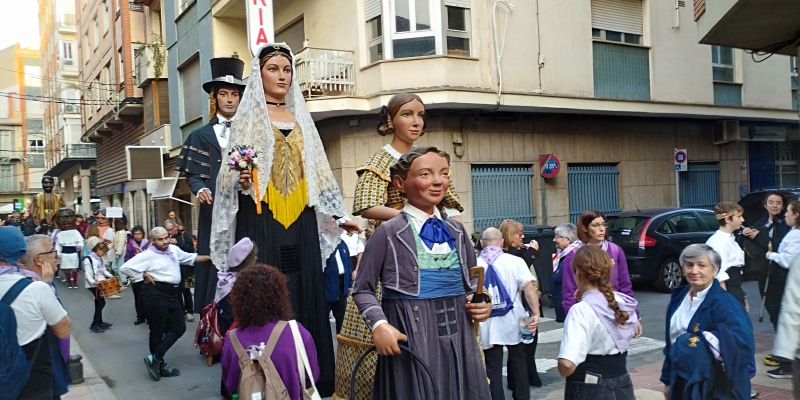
[688,335,700,348]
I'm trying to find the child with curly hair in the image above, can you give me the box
[557,245,639,399]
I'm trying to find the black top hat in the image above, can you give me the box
[202,57,246,94]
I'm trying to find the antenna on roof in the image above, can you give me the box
[628,193,641,213]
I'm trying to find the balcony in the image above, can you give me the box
[139,124,173,149]
[45,144,97,179]
[135,43,165,88]
[0,181,23,193]
[58,13,76,32]
[295,47,356,98]
[61,62,79,78]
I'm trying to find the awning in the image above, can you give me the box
[147,178,193,205]
[0,204,14,214]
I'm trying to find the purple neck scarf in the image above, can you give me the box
[0,265,41,281]
[553,241,582,271]
[580,289,638,352]
[480,246,505,265]
[148,245,177,264]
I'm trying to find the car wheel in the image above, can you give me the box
[656,258,683,292]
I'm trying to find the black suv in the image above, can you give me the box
[606,208,719,292]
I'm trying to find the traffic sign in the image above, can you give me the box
[674,149,688,172]
[540,153,561,179]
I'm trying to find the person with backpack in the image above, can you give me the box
[477,227,541,400]
[84,242,114,333]
[220,263,320,400]
[0,226,71,399]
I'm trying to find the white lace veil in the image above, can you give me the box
[209,42,349,272]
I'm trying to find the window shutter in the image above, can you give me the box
[443,0,471,8]
[365,0,381,21]
[591,0,643,35]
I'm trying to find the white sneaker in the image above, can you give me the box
[185,313,195,322]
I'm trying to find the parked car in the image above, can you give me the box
[606,208,719,292]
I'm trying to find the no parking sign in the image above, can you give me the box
[674,149,688,172]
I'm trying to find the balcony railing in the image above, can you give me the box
[295,47,356,98]
[135,43,164,88]
[63,143,97,160]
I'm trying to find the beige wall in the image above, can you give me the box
[740,53,793,109]
[212,18,249,61]
[319,113,749,234]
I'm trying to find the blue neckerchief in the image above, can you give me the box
[418,217,457,250]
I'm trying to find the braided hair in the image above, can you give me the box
[572,245,629,325]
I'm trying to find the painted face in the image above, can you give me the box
[152,233,170,251]
[785,205,799,227]
[554,235,571,250]
[394,152,450,214]
[764,194,784,218]
[260,55,293,101]
[41,177,55,193]
[682,256,717,290]
[391,100,425,145]
[215,87,241,119]
[54,209,76,230]
[586,217,606,242]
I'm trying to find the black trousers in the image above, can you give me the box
[88,288,106,325]
[19,336,52,400]
[131,281,145,319]
[485,344,529,400]
[765,264,789,330]
[142,283,186,361]
[327,275,347,334]
[724,266,746,307]
[179,265,194,314]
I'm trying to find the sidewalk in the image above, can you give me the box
[62,337,117,400]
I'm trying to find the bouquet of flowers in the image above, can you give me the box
[227,145,258,171]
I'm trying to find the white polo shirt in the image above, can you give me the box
[119,245,197,285]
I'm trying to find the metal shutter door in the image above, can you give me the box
[679,162,720,209]
[568,164,621,223]
[471,165,536,232]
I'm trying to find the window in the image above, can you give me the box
[0,164,14,191]
[179,56,202,124]
[365,0,472,61]
[663,213,704,234]
[444,6,470,56]
[93,17,100,49]
[61,41,74,64]
[27,119,44,134]
[591,0,649,101]
[711,46,734,82]
[698,211,719,231]
[28,139,44,168]
[0,130,13,157]
[711,46,741,106]
[102,0,112,35]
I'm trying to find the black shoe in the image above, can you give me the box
[99,322,112,329]
[143,355,161,381]
[159,362,181,377]
[134,317,146,325]
[90,324,105,333]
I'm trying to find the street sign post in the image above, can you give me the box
[674,148,687,207]
[246,0,275,57]
[539,153,561,179]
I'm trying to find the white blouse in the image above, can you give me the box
[768,228,800,269]
[705,230,744,282]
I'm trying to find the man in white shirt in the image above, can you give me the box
[120,226,210,382]
[705,202,747,307]
[0,227,71,398]
[477,227,540,400]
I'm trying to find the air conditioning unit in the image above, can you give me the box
[63,104,80,114]
[713,120,742,144]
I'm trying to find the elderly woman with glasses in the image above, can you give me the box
[660,244,754,399]
[552,223,579,322]
[562,210,642,337]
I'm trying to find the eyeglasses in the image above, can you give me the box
[36,250,57,257]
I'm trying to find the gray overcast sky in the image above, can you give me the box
[0,0,40,51]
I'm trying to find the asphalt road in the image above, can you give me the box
[56,272,770,399]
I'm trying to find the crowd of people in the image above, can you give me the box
[1,40,798,400]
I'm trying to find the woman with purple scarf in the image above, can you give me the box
[558,245,639,399]
[562,210,642,337]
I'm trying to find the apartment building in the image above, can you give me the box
[76,0,162,228]
[163,0,799,233]
[40,0,95,215]
[0,45,44,214]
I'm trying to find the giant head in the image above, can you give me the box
[54,208,76,230]
[41,176,55,193]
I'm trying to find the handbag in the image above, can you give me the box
[289,320,322,400]
[194,302,225,366]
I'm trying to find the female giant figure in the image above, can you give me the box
[210,43,357,397]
